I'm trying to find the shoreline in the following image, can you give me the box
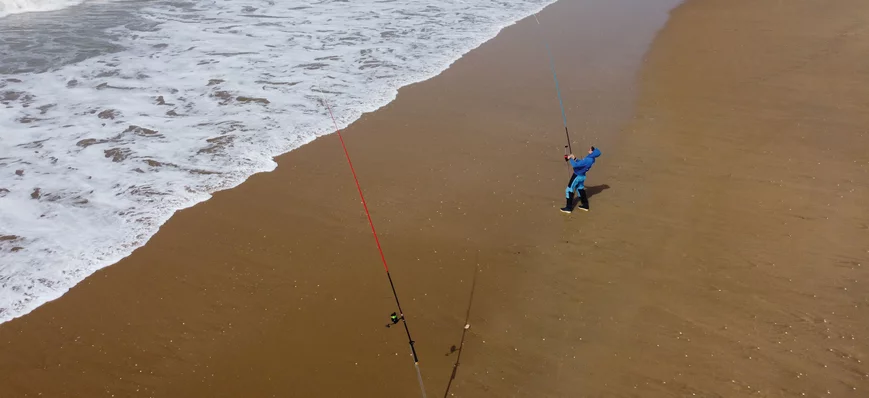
[0,0,559,325]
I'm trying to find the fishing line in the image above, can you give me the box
[534,13,573,153]
[322,99,427,398]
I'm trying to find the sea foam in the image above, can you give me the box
[0,0,88,17]
[0,0,557,323]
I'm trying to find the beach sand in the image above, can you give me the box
[2,0,868,397]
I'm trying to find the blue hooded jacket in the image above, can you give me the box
[569,147,601,176]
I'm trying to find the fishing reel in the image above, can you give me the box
[386,312,403,328]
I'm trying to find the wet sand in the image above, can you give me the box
[2,0,868,397]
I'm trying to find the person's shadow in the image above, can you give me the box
[585,184,610,198]
[569,184,610,209]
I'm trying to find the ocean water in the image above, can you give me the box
[0,0,557,323]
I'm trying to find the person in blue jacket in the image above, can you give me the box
[561,146,601,213]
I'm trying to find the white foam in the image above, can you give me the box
[0,0,557,323]
[0,0,86,17]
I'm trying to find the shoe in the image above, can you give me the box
[561,193,574,213]
[576,205,589,212]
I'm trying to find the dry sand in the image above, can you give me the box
[2,0,868,397]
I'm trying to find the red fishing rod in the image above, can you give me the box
[322,99,427,398]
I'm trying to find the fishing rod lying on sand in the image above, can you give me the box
[322,98,427,398]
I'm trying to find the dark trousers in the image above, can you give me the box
[566,174,589,209]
